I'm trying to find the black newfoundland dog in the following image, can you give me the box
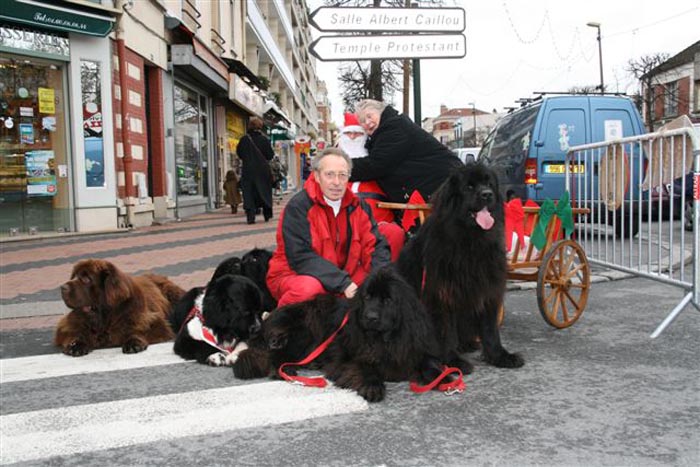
[324,266,448,402]
[232,294,347,380]
[171,274,264,366]
[240,248,277,311]
[397,163,524,373]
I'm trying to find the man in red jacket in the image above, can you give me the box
[266,148,391,307]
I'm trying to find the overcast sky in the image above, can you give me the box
[308,0,700,125]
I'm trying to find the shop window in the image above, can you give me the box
[0,54,70,236]
[174,84,208,197]
[81,60,104,188]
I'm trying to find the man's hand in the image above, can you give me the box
[344,282,358,299]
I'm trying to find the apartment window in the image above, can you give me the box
[695,79,700,112]
[664,80,678,117]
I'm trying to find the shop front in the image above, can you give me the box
[0,2,116,237]
[170,39,229,218]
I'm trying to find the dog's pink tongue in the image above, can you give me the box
[475,207,495,230]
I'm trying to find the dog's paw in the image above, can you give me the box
[449,356,474,375]
[207,352,228,366]
[64,340,90,357]
[487,351,525,369]
[232,348,270,379]
[357,382,386,403]
[122,340,147,354]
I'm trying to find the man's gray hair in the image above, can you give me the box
[311,147,353,173]
[354,99,386,116]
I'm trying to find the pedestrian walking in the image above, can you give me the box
[222,169,241,214]
[237,117,274,224]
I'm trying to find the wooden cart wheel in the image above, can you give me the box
[536,239,591,328]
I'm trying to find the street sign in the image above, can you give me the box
[309,7,465,33]
[309,34,466,61]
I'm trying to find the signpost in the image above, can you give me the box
[308,5,467,123]
[309,7,465,33]
[309,34,466,62]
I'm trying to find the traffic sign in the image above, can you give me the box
[309,34,466,61]
[309,7,465,33]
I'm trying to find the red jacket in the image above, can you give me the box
[266,177,391,295]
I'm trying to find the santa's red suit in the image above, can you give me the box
[339,113,404,261]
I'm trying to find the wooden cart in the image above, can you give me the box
[377,202,592,329]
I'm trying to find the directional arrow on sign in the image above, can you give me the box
[308,34,466,62]
[309,7,465,33]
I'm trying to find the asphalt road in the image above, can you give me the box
[1,276,698,466]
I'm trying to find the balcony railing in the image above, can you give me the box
[210,28,225,55]
[182,0,201,33]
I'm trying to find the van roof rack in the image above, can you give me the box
[533,91,628,97]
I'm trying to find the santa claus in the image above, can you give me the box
[338,113,405,260]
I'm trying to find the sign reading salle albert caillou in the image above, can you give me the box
[309,7,465,33]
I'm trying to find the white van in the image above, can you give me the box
[452,147,480,165]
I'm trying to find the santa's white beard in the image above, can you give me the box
[338,134,368,159]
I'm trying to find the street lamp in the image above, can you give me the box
[467,102,477,145]
[586,22,604,94]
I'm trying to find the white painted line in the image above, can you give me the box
[0,381,368,464]
[0,343,187,383]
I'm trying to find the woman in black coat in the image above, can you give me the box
[351,99,462,204]
[237,117,275,224]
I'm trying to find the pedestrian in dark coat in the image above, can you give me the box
[351,99,462,204]
[237,117,274,224]
[222,169,241,214]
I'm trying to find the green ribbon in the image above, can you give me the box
[531,191,575,250]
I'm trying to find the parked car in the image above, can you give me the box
[452,147,480,165]
[479,94,647,236]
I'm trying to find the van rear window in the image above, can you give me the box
[480,105,540,165]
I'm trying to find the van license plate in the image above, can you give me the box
[545,164,585,174]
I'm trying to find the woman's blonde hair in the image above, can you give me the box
[354,99,386,116]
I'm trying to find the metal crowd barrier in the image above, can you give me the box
[566,126,699,338]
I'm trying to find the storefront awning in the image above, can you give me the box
[263,101,292,128]
[222,57,265,91]
[0,0,115,37]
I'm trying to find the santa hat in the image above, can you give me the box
[342,113,364,134]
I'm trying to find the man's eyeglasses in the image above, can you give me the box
[320,171,350,181]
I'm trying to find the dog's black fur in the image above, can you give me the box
[397,164,524,372]
[209,256,242,285]
[172,274,264,366]
[232,294,347,380]
[240,248,276,311]
[323,266,446,402]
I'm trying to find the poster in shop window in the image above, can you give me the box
[25,150,57,197]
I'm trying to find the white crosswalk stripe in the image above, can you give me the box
[0,342,184,383]
[0,346,369,465]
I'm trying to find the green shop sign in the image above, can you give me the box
[0,0,114,37]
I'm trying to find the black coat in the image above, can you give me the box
[350,106,462,202]
[237,130,274,210]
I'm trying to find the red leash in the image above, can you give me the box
[409,366,466,395]
[278,311,350,387]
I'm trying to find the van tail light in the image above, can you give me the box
[525,158,538,185]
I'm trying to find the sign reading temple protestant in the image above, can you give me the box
[308,6,466,62]
[309,7,465,33]
[309,34,466,62]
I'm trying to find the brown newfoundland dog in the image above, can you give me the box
[55,259,185,356]
[397,164,524,373]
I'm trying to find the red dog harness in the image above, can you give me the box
[183,291,241,354]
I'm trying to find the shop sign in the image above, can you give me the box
[0,0,114,37]
[0,25,69,58]
[229,74,263,116]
